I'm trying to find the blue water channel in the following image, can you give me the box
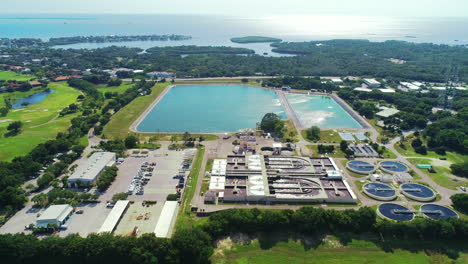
[137,85,287,133]
[12,89,55,109]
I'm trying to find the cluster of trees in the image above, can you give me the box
[259,113,285,139]
[338,88,468,155]
[305,125,320,141]
[0,229,213,264]
[0,206,467,263]
[451,194,468,214]
[317,144,335,154]
[32,188,98,208]
[96,166,119,192]
[99,135,139,153]
[450,162,468,178]
[262,76,337,92]
[5,121,23,136]
[102,79,154,114]
[3,39,467,81]
[203,207,467,241]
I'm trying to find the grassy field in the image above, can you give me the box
[0,70,35,81]
[307,145,346,158]
[394,137,468,163]
[103,82,218,141]
[97,82,134,95]
[302,129,343,144]
[407,158,467,190]
[0,82,81,160]
[212,236,467,264]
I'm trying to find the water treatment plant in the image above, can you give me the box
[379,161,409,174]
[420,204,458,220]
[363,183,397,201]
[400,183,436,202]
[346,160,377,174]
[378,203,414,221]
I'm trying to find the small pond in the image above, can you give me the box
[12,89,55,109]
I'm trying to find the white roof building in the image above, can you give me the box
[400,82,420,90]
[379,88,396,93]
[154,201,178,238]
[209,176,226,190]
[363,78,381,88]
[98,200,129,233]
[36,204,73,228]
[376,107,400,118]
[330,78,343,83]
[354,87,373,92]
[68,152,116,186]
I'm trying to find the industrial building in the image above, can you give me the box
[375,107,400,118]
[363,78,381,88]
[348,144,379,158]
[36,204,73,228]
[204,155,357,205]
[68,152,116,188]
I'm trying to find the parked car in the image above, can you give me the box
[75,210,84,214]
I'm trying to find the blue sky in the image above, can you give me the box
[2,0,468,17]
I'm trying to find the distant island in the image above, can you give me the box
[230,36,282,44]
[48,34,192,46]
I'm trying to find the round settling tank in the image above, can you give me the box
[363,183,397,201]
[379,161,409,174]
[420,204,458,220]
[378,203,414,221]
[347,160,376,174]
[400,183,436,202]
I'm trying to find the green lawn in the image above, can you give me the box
[0,70,35,81]
[394,139,468,164]
[97,82,134,95]
[103,83,218,141]
[212,236,466,264]
[0,82,81,160]
[307,145,346,158]
[302,129,342,144]
[407,158,467,190]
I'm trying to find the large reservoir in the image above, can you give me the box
[286,94,362,129]
[136,85,287,133]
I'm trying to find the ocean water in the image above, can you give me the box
[0,14,467,56]
[286,93,362,129]
[136,85,287,133]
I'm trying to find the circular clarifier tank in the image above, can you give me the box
[400,183,436,202]
[379,161,409,174]
[363,182,397,201]
[346,160,376,174]
[420,204,458,220]
[378,203,414,221]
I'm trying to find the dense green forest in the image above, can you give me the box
[1,39,467,81]
[0,206,466,264]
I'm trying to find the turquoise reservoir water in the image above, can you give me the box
[286,94,362,129]
[137,85,287,133]
[12,89,55,109]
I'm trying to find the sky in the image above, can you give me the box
[2,0,468,17]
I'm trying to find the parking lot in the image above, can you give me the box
[101,148,194,203]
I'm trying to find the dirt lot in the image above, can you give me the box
[114,202,163,236]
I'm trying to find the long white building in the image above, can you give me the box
[68,152,116,187]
